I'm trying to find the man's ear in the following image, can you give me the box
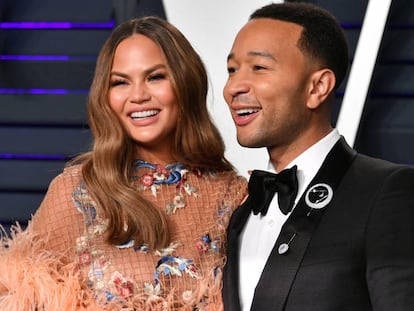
[307,69,336,109]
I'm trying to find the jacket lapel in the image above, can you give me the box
[223,197,252,311]
[251,137,356,310]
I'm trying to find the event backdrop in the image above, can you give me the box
[1,0,413,231]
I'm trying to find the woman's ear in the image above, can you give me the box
[307,68,336,109]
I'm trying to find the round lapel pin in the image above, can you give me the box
[305,183,333,210]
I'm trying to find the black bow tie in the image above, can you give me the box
[248,165,298,216]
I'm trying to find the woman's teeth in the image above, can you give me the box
[130,109,159,119]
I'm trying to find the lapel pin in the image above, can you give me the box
[278,243,289,255]
[305,183,333,215]
[278,232,297,255]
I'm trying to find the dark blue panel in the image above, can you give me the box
[113,0,166,24]
[379,30,414,61]
[0,159,65,190]
[0,60,95,89]
[356,98,414,165]
[355,130,414,165]
[361,98,414,129]
[388,0,414,24]
[0,126,91,155]
[2,0,113,22]
[370,65,414,95]
[0,191,43,222]
[0,93,88,125]
[2,29,110,54]
[297,0,368,23]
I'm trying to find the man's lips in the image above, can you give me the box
[235,108,260,116]
[233,107,261,126]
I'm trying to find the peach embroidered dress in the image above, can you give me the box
[0,161,247,310]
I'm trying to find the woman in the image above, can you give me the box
[0,16,247,310]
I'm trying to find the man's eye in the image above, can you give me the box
[253,65,266,70]
[227,67,236,74]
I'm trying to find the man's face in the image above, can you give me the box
[223,18,315,150]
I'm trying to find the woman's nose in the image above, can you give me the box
[129,83,151,104]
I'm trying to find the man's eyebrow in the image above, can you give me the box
[226,50,276,62]
[247,50,276,61]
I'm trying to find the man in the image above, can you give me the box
[222,2,414,311]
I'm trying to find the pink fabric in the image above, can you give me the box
[0,165,247,310]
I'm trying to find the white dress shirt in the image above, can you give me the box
[239,129,341,311]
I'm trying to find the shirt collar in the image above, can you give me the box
[267,129,341,204]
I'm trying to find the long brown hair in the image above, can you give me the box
[71,16,233,249]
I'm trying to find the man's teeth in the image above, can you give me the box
[236,108,260,116]
[130,110,159,119]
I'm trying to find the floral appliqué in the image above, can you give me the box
[154,256,200,285]
[134,160,199,214]
[195,234,220,253]
[110,271,134,298]
[70,166,232,307]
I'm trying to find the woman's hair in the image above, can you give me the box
[72,16,233,249]
[251,2,349,90]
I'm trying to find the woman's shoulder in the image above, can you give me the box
[38,164,85,206]
[212,169,247,184]
[200,169,248,200]
[46,163,82,181]
[62,163,83,177]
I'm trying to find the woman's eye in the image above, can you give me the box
[110,79,127,87]
[148,73,166,81]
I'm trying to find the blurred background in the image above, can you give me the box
[1,0,413,232]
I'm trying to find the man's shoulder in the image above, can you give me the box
[346,153,414,189]
[353,152,414,173]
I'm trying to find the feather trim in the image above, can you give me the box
[0,224,102,310]
[0,225,225,310]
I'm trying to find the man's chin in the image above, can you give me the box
[237,138,264,149]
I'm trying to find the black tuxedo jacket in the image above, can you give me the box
[223,138,414,311]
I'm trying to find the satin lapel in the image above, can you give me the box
[223,198,253,311]
[251,137,356,311]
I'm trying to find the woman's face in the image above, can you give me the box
[108,34,179,159]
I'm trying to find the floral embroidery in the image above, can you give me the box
[110,271,135,298]
[154,242,181,257]
[72,183,97,225]
[134,160,198,214]
[134,244,149,253]
[217,202,233,231]
[134,161,184,191]
[140,173,154,187]
[154,256,200,285]
[144,282,162,296]
[70,164,232,307]
[87,254,111,290]
[115,239,135,249]
[166,194,185,214]
[195,234,219,253]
